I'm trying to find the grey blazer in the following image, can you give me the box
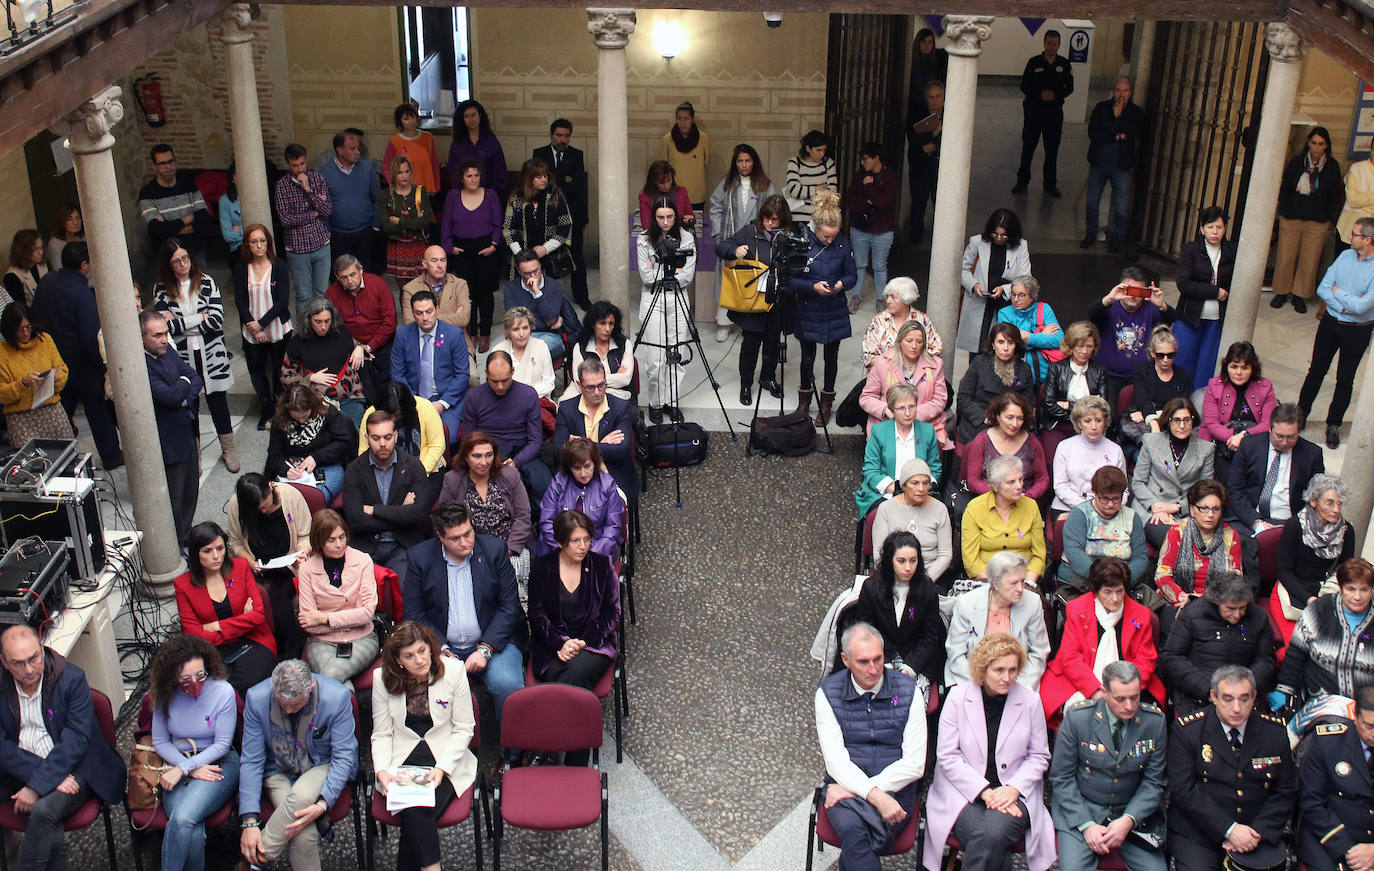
[1130,432,1216,517]
[945,585,1050,689]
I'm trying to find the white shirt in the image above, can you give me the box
[17,679,53,758]
[877,425,918,496]
[893,582,910,623]
[814,673,927,798]
[1201,242,1222,320]
[1264,444,1293,526]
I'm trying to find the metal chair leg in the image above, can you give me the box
[600,772,609,871]
[614,664,624,763]
[473,783,485,870]
[103,805,119,871]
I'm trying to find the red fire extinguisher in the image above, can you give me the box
[133,74,166,127]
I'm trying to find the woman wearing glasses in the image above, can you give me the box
[1154,479,1243,635]
[1125,326,1191,441]
[1131,397,1216,549]
[232,224,292,431]
[955,208,1031,358]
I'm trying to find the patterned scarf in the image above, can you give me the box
[1299,504,1346,560]
[269,685,319,777]
[286,414,325,451]
[1297,152,1326,196]
[1173,519,1230,594]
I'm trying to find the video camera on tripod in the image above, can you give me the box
[767,228,810,304]
[654,234,691,275]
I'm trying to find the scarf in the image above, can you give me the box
[1067,360,1090,402]
[269,685,320,777]
[992,356,1016,386]
[1297,152,1326,196]
[1299,504,1346,560]
[670,122,700,154]
[1173,519,1230,595]
[285,413,326,451]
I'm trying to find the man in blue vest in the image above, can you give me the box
[814,622,926,870]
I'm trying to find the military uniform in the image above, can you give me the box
[1166,706,1297,871]
[1016,51,1074,192]
[1050,697,1168,871]
[1299,719,1374,871]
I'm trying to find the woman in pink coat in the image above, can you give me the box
[923,633,1056,871]
[858,320,948,444]
[1200,341,1275,479]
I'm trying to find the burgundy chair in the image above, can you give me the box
[1114,384,1135,422]
[353,565,404,696]
[942,833,1025,870]
[287,480,326,516]
[806,783,919,870]
[492,684,608,871]
[853,505,878,575]
[1255,525,1282,598]
[0,689,119,871]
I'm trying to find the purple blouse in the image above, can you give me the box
[441,187,504,251]
[448,133,508,196]
[152,677,237,775]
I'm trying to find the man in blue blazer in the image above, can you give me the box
[404,500,525,720]
[554,356,637,502]
[1226,404,1324,536]
[238,660,357,870]
[391,289,469,437]
[0,625,124,870]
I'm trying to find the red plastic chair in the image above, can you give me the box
[352,565,403,695]
[0,689,119,871]
[806,783,919,870]
[1255,525,1282,597]
[1115,384,1135,422]
[288,480,327,515]
[366,694,482,871]
[1097,847,1128,869]
[492,684,608,871]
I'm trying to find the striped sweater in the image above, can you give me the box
[784,156,837,223]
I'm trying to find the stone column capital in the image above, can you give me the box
[1265,22,1306,62]
[587,8,636,49]
[943,15,994,57]
[51,87,125,155]
[217,3,256,45]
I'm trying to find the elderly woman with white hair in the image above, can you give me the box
[1050,395,1127,514]
[1272,473,1355,636]
[961,454,1046,585]
[945,553,1050,689]
[861,276,943,367]
[858,319,948,443]
[872,458,953,583]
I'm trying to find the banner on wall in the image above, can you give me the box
[923,14,944,36]
[1020,18,1046,36]
[1349,80,1374,161]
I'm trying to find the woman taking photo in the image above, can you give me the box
[956,208,1031,358]
[439,431,532,581]
[1059,465,1148,593]
[1125,325,1191,440]
[1050,396,1126,515]
[715,194,790,405]
[660,101,711,208]
[540,439,624,558]
[1200,340,1275,479]
[859,320,947,443]
[1272,126,1344,312]
[447,98,507,196]
[358,381,445,476]
[441,159,503,351]
[226,472,311,584]
[281,296,368,425]
[1154,479,1243,631]
[265,383,359,503]
[492,306,555,400]
[637,195,697,424]
[379,155,432,285]
[841,529,946,687]
[789,190,856,426]
[857,383,943,519]
[147,635,239,871]
[1131,397,1215,548]
[843,142,900,314]
[861,276,942,367]
[965,392,1048,502]
[871,459,953,584]
[924,632,1054,871]
[46,205,82,273]
[173,521,276,695]
[783,129,837,227]
[961,456,1047,588]
[233,223,292,431]
[560,300,635,403]
[1040,321,1108,444]
[709,143,775,342]
[383,102,440,194]
[372,620,477,871]
[638,161,693,231]
[0,302,71,442]
[153,238,239,473]
[1272,557,1374,709]
[502,158,573,281]
[1174,206,1236,392]
[296,509,379,682]
[955,323,1035,445]
[3,229,46,308]
[1274,474,1355,634]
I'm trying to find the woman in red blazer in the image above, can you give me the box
[174,520,277,696]
[1041,557,1165,726]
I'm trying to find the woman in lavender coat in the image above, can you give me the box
[539,439,624,557]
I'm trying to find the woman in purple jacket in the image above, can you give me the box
[539,439,624,557]
[441,159,504,350]
[447,99,507,196]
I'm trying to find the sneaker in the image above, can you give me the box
[1327,425,1341,449]
[714,325,730,342]
[1079,235,1095,249]
[1292,297,1308,314]
[1269,294,1288,309]
[847,295,864,314]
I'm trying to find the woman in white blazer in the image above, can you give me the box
[956,208,1032,355]
[372,620,478,871]
[945,551,1050,690]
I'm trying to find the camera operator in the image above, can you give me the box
[789,190,857,427]
[715,194,798,406]
[637,195,698,424]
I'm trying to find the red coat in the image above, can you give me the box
[1040,593,1164,719]
[174,557,278,655]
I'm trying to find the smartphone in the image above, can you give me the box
[335,642,353,658]
[1123,284,1153,299]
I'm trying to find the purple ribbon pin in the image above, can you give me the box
[436,699,449,709]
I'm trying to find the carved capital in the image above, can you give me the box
[587,8,635,50]
[943,15,994,57]
[1264,22,1306,63]
[51,87,125,155]
[217,3,256,45]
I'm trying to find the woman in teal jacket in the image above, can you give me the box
[995,274,1061,380]
[856,382,942,518]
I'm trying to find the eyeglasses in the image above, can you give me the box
[1095,494,1123,504]
[155,158,177,167]
[1192,504,1223,514]
[178,670,208,686]
[1010,291,1031,300]
[170,255,191,265]
[566,535,592,547]
[518,268,542,279]
[1170,415,1195,425]
[581,381,607,392]
[1154,351,1176,359]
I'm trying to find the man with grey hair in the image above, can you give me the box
[325,252,396,401]
[554,355,637,500]
[945,550,1050,689]
[238,660,357,871]
[1051,660,1168,870]
[1082,76,1145,254]
[814,622,926,870]
[1167,664,1296,870]
[1159,571,1277,716]
[1227,402,1325,535]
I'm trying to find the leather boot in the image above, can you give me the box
[796,388,813,417]
[815,389,836,426]
[218,432,241,473]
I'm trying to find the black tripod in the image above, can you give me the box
[743,263,833,456]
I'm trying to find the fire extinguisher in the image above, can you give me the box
[133,74,166,127]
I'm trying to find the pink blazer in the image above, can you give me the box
[858,350,948,444]
[297,546,378,644]
[1200,377,1276,444]
[922,682,1056,871]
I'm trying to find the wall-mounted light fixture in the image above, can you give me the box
[654,20,685,61]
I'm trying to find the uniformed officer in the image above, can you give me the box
[1298,686,1374,871]
[1050,660,1168,871]
[1166,664,1297,871]
[1013,30,1073,198]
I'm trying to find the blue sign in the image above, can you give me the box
[1068,29,1090,63]
[1020,18,1046,36]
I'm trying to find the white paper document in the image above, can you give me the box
[385,766,437,812]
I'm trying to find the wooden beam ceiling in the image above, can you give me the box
[1290,0,1374,80]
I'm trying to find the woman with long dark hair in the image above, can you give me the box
[439,430,532,585]
[784,129,837,227]
[3,229,46,308]
[502,158,574,280]
[561,300,635,403]
[637,194,698,424]
[232,223,292,430]
[1174,206,1236,392]
[956,208,1031,357]
[841,529,945,687]
[441,158,503,351]
[1273,126,1344,312]
[715,194,793,405]
[0,301,71,442]
[1200,340,1275,480]
[226,472,311,575]
[709,143,775,342]
[447,98,507,195]
[359,381,445,475]
[265,382,359,502]
[638,161,694,231]
[46,204,82,273]
[954,322,1035,444]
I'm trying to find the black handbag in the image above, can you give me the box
[749,410,815,456]
[643,422,708,467]
[834,377,867,429]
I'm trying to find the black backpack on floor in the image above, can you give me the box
[642,422,709,467]
[749,410,815,456]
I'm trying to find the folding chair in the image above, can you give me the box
[288,480,327,515]
[353,564,404,697]
[805,782,919,871]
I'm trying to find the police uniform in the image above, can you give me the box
[1298,719,1374,871]
[1166,706,1297,871]
[1016,50,1073,192]
[1050,697,1168,871]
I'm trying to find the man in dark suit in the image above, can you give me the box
[391,289,469,437]
[342,410,430,585]
[1227,403,1324,536]
[533,118,589,308]
[554,356,636,502]
[1298,685,1374,871]
[143,309,203,549]
[0,625,124,870]
[1167,664,1297,871]
[403,500,524,720]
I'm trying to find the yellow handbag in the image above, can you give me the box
[719,259,772,313]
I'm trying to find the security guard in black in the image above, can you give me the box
[1298,693,1374,871]
[1015,30,1074,196]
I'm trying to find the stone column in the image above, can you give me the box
[1345,361,1374,552]
[587,8,636,320]
[1132,22,1157,107]
[926,16,993,359]
[218,3,271,231]
[1218,23,1307,362]
[51,88,187,595]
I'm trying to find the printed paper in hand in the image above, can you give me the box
[31,371,54,409]
[385,766,437,812]
[257,552,303,572]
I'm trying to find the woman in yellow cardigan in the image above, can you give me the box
[0,301,71,443]
[357,381,447,475]
[961,454,1047,586]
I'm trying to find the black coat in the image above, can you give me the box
[145,347,202,465]
[1128,361,1192,419]
[1087,98,1146,170]
[231,258,292,334]
[1175,238,1237,329]
[840,575,945,688]
[1298,718,1374,870]
[533,144,588,226]
[1276,515,1354,605]
[1226,432,1325,530]
[264,406,358,477]
[1278,153,1345,224]
[1159,597,1277,712]
[955,353,1035,444]
[1040,358,1109,427]
[341,449,432,550]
